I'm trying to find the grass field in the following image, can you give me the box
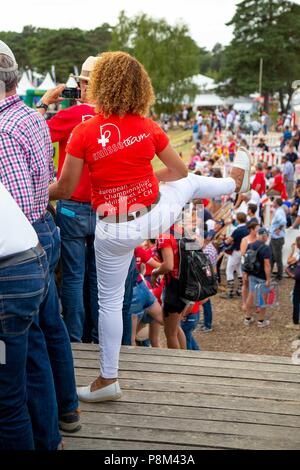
[152,128,192,171]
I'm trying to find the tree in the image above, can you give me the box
[111,11,201,113]
[0,24,112,82]
[199,43,226,80]
[219,0,300,112]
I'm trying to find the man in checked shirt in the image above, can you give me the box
[0,41,79,448]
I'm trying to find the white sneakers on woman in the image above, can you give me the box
[230,147,251,193]
[77,381,122,403]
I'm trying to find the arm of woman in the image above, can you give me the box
[49,154,84,201]
[155,144,188,182]
[147,258,161,269]
[240,237,247,257]
[151,246,174,287]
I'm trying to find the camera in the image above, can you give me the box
[61,87,81,99]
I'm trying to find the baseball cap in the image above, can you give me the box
[258,227,269,236]
[72,56,99,81]
[0,40,18,72]
[214,219,225,227]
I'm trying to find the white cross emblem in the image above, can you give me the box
[98,133,110,147]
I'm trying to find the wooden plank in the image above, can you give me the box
[78,402,300,428]
[75,368,300,393]
[63,436,210,450]
[73,359,300,384]
[75,388,300,416]
[78,411,300,442]
[72,350,300,374]
[121,347,296,365]
[71,343,295,365]
[63,423,299,450]
[74,375,300,402]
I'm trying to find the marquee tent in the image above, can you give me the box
[37,72,56,90]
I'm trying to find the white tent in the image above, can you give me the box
[66,75,78,88]
[190,74,216,91]
[17,72,34,96]
[233,102,253,112]
[193,93,225,108]
[38,72,56,90]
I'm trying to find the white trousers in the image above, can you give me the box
[226,250,242,281]
[95,173,235,378]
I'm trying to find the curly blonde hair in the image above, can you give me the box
[88,51,155,117]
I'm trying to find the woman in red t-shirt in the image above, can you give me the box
[49,51,251,403]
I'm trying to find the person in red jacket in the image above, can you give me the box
[267,167,288,200]
[251,162,266,196]
[37,56,99,343]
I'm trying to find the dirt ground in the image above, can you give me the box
[192,277,300,357]
[157,277,300,357]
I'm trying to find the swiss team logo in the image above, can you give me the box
[98,123,121,147]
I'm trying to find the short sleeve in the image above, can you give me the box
[149,120,169,154]
[134,246,152,264]
[156,236,173,251]
[65,122,86,160]
[231,229,239,241]
[262,246,271,260]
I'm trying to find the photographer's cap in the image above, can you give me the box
[0,40,18,72]
[72,56,98,81]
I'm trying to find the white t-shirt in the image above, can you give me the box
[0,182,38,257]
[238,190,261,222]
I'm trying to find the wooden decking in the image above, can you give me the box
[65,344,300,450]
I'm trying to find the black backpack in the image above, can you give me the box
[242,243,264,275]
[177,236,218,302]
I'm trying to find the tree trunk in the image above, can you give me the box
[279,89,285,113]
[285,87,293,114]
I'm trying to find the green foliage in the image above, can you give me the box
[200,43,226,80]
[0,24,112,82]
[218,0,300,111]
[111,11,201,113]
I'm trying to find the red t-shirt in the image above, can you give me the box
[228,141,236,154]
[273,174,288,200]
[251,171,266,196]
[66,114,169,214]
[134,246,152,273]
[144,246,159,276]
[156,233,180,279]
[48,104,95,202]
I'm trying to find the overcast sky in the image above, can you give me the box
[0,0,239,50]
[2,0,300,50]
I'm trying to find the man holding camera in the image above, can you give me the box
[37,57,99,343]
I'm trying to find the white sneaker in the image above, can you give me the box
[77,381,122,403]
[231,147,251,193]
[257,320,270,328]
[244,317,255,326]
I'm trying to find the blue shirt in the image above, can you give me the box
[283,160,294,182]
[231,224,249,251]
[270,207,287,239]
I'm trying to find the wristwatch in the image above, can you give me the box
[36,99,48,111]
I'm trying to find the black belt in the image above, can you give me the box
[0,244,44,270]
[98,194,161,223]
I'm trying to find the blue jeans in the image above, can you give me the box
[181,313,200,350]
[122,257,137,346]
[56,200,98,343]
[202,300,213,329]
[32,212,78,420]
[0,251,61,450]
